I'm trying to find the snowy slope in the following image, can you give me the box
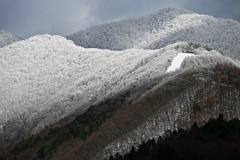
[0,30,22,48]
[0,35,174,146]
[0,34,224,147]
[166,53,195,72]
[67,8,240,60]
[67,8,193,50]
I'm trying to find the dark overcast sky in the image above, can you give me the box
[0,0,239,39]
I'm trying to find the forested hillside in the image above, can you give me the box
[1,35,216,151]
[4,59,240,160]
[110,114,240,160]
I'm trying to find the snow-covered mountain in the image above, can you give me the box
[0,34,226,149]
[67,8,240,60]
[1,8,240,157]
[0,30,22,48]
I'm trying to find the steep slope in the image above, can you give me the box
[0,30,22,48]
[0,34,215,150]
[55,62,240,160]
[67,8,240,60]
[4,51,239,160]
[109,115,240,160]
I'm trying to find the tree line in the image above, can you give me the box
[110,114,240,160]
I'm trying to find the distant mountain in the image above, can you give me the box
[67,8,240,60]
[0,30,22,48]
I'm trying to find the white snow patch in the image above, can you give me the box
[166,53,195,72]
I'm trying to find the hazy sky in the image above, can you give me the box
[0,0,239,39]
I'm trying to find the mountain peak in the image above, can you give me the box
[0,30,22,48]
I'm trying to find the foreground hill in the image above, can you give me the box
[0,30,22,48]
[0,34,215,150]
[62,62,240,160]
[6,58,240,160]
[67,8,240,60]
[3,44,240,159]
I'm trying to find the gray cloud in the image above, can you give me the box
[0,0,239,38]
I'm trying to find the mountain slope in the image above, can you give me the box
[0,34,215,149]
[3,50,239,160]
[109,115,240,160]
[0,30,22,48]
[67,8,193,50]
[29,60,239,160]
[64,63,240,160]
[67,8,240,60]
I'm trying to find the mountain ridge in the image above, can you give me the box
[66,8,194,50]
[67,8,240,60]
[1,34,205,149]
